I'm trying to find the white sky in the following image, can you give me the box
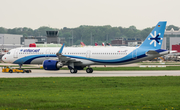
[0,0,180,30]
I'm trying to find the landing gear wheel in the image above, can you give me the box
[70,69,74,73]
[86,68,93,73]
[70,68,78,73]
[90,68,93,73]
[74,69,77,73]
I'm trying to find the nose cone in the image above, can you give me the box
[2,55,6,62]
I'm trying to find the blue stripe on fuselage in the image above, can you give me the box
[13,52,147,64]
[64,53,147,63]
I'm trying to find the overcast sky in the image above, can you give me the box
[0,0,180,30]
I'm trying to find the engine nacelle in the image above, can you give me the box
[43,60,63,70]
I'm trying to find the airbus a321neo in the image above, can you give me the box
[2,21,169,73]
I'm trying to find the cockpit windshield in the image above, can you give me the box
[7,52,11,54]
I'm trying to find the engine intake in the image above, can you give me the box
[43,60,63,70]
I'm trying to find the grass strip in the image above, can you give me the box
[0,76,180,110]
[141,64,180,65]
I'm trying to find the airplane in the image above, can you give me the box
[80,42,86,47]
[106,43,111,46]
[81,42,104,47]
[95,42,98,46]
[95,42,111,46]
[2,21,169,73]
[81,42,103,47]
[102,42,105,46]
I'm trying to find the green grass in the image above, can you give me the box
[140,63,180,65]
[89,66,180,71]
[0,77,180,110]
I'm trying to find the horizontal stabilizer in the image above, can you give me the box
[170,50,177,54]
[146,50,159,55]
[146,49,169,56]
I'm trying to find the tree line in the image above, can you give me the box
[0,25,179,45]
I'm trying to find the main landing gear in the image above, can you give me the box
[69,68,93,73]
[70,68,78,73]
[68,63,93,73]
[86,68,93,73]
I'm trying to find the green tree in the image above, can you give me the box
[166,25,179,31]
[0,27,7,33]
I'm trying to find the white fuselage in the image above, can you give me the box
[2,46,137,65]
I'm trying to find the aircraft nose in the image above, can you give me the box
[2,55,6,62]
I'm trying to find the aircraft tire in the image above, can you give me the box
[90,68,93,73]
[70,68,77,73]
[74,69,77,73]
[86,68,93,73]
[70,69,74,73]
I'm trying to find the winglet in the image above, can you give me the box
[58,44,65,54]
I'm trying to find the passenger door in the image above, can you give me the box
[13,49,19,58]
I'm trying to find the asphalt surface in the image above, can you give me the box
[0,69,180,78]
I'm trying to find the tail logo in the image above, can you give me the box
[148,31,162,47]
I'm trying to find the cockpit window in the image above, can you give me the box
[7,52,11,54]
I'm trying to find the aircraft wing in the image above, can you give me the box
[56,54,81,63]
[56,44,82,63]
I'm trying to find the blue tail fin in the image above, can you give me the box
[139,21,167,50]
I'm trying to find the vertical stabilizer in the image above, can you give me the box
[80,42,86,47]
[139,21,167,50]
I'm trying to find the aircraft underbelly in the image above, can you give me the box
[30,57,45,64]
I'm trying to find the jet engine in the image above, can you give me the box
[43,60,63,70]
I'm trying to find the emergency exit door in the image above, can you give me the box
[86,50,91,58]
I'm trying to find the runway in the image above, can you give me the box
[0,70,180,78]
